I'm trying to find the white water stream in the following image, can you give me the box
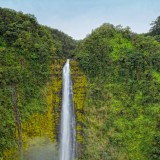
[60,59,76,160]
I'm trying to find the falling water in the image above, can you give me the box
[60,59,76,160]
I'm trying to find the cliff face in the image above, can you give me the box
[3,59,86,159]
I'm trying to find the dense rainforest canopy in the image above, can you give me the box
[0,7,160,160]
[0,7,76,159]
[75,23,160,160]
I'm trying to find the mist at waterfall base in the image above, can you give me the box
[23,137,58,160]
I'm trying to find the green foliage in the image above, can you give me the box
[0,7,76,158]
[75,24,160,159]
[148,16,160,42]
[49,28,77,58]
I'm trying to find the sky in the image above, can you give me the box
[0,0,160,40]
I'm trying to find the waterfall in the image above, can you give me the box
[60,59,76,160]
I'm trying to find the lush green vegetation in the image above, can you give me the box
[0,7,160,160]
[75,23,160,159]
[148,16,160,42]
[0,7,76,159]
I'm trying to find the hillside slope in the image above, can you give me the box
[75,24,160,160]
[0,8,81,159]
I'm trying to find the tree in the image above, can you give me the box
[149,16,160,42]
